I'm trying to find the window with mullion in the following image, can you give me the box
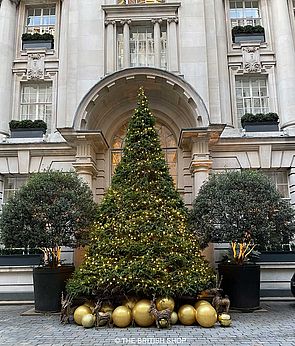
[3,175,29,203]
[25,6,56,35]
[262,171,290,199]
[130,26,155,67]
[20,83,52,131]
[229,0,261,27]
[235,76,269,126]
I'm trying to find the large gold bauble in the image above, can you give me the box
[101,303,114,313]
[74,305,92,325]
[112,306,132,328]
[122,297,139,311]
[196,304,217,328]
[156,297,175,311]
[178,305,196,326]
[194,300,211,310]
[170,311,178,325]
[132,299,154,327]
[218,313,232,327]
[81,313,95,328]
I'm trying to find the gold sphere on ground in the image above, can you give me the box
[112,306,132,328]
[122,297,138,311]
[81,313,95,328]
[170,311,178,325]
[218,313,232,327]
[156,297,175,311]
[74,305,92,325]
[178,305,196,325]
[132,299,154,327]
[194,300,211,310]
[196,304,217,328]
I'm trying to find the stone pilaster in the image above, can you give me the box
[0,0,18,137]
[289,168,295,207]
[167,17,179,73]
[271,0,295,129]
[191,160,212,196]
[152,18,162,68]
[121,19,131,68]
[105,20,116,74]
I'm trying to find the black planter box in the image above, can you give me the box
[33,265,75,312]
[291,273,295,297]
[258,251,295,262]
[10,128,46,138]
[0,254,42,266]
[218,263,260,311]
[243,122,279,132]
[22,40,53,49]
[233,33,265,43]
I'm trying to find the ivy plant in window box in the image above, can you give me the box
[232,25,265,43]
[22,32,54,50]
[241,112,279,132]
[9,120,47,138]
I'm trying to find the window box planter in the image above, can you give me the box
[257,251,295,262]
[10,128,46,138]
[0,254,42,266]
[232,25,265,43]
[22,33,54,50]
[243,121,279,132]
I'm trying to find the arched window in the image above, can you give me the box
[111,121,178,184]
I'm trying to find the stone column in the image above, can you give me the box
[271,0,295,129]
[289,168,295,206]
[105,20,116,74]
[121,19,131,68]
[191,161,212,196]
[167,17,179,73]
[152,18,162,68]
[0,0,18,137]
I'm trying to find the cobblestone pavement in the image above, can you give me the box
[0,302,294,346]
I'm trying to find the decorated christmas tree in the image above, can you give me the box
[67,88,214,299]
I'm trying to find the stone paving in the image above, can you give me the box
[0,302,294,346]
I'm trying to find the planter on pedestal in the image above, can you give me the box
[33,265,75,312]
[218,263,260,311]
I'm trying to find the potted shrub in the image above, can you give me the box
[0,171,97,312]
[22,32,54,49]
[232,25,265,43]
[241,112,279,132]
[9,120,47,138]
[190,170,295,311]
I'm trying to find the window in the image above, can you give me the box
[111,121,177,184]
[229,0,261,27]
[262,171,290,199]
[20,83,52,131]
[3,176,28,203]
[117,23,167,69]
[235,76,269,125]
[118,0,164,4]
[25,6,56,35]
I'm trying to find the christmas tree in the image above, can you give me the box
[67,88,214,298]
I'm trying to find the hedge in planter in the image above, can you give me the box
[22,32,54,49]
[0,171,98,311]
[241,112,279,132]
[9,119,47,138]
[232,25,265,43]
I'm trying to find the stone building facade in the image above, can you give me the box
[1,0,295,212]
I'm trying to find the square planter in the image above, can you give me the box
[243,121,279,132]
[233,33,265,43]
[10,128,46,138]
[258,251,295,262]
[22,40,53,50]
[0,254,42,266]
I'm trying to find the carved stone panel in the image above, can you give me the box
[242,46,261,73]
[27,53,45,80]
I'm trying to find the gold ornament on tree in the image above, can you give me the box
[178,305,196,326]
[156,297,175,311]
[132,299,154,327]
[196,304,217,328]
[73,305,92,325]
[81,314,96,328]
[112,306,132,328]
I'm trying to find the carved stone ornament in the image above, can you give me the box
[242,46,261,73]
[27,53,45,80]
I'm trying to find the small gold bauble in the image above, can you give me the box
[218,313,232,327]
[156,297,175,311]
[81,313,95,328]
[112,306,132,328]
[178,305,196,326]
[100,303,114,313]
[196,304,217,328]
[74,305,92,325]
[170,311,178,325]
[132,299,154,327]
[194,300,211,310]
[122,297,139,311]
[159,318,169,328]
